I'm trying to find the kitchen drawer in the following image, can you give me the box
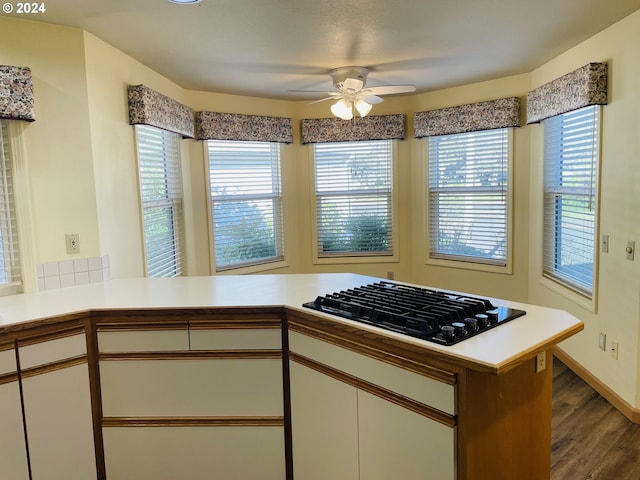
[98,329,189,352]
[100,358,284,416]
[0,346,16,375]
[189,327,281,350]
[289,331,455,415]
[18,333,86,369]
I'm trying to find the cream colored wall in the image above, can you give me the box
[0,17,99,270]
[528,10,640,406]
[82,32,192,278]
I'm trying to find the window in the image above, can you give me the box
[135,125,186,277]
[0,120,22,293]
[313,140,393,257]
[543,105,600,296]
[427,129,511,266]
[207,140,284,271]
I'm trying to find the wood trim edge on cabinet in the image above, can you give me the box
[0,371,19,385]
[102,416,285,427]
[99,350,282,361]
[290,351,456,428]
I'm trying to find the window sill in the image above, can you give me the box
[539,275,597,313]
[425,256,512,275]
[313,254,399,266]
[215,260,290,275]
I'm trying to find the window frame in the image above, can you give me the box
[310,139,399,265]
[425,128,514,274]
[205,139,286,273]
[134,124,186,278]
[541,105,602,303]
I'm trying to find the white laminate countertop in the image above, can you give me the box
[0,273,583,373]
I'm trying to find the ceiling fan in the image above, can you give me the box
[296,66,416,120]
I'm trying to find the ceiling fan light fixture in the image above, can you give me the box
[355,99,372,117]
[331,99,353,120]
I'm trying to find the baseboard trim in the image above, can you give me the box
[553,346,640,424]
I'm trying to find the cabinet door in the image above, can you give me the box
[358,390,455,480]
[289,361,359,480]
[19,334,97,480]
[0,348,29,480]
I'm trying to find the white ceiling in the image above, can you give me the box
[11,0,640,100]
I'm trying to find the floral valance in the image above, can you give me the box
[0,65,35,122]
[128,84,194,138]
[414,97,520,138]
[195,111,293,144]
[526,62,608,124]
[301,114,405,144]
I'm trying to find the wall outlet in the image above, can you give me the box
[599,332,606,351]
[65,233,80,254]
[535,351,546,373]
[610,341,619,360]
[387,271,394,280]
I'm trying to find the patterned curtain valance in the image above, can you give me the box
[0,65,35,122]
[128,84,194,138]
[526,62,608,124]
[414,97,520,138]
[195,111,293,144]
[301,114,405,144]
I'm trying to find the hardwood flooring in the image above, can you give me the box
[552,357,640,479]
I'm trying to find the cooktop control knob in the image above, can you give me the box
[487,311,499,323]
[451,322,466,336]
[464,317,478,331]
[475,313,489,327]
[441,325,455,340]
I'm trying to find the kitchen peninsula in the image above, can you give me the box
[0,274,583,480]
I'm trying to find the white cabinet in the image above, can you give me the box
[288,330,456,480]
[0,345,29,480]
[18,332,97,480]
[98,321,286,480]
[289,361,359,480]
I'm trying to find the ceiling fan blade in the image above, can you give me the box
[360,95,384,105]
[366,85,416,95]
[309,96,341,104]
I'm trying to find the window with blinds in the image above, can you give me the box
[427,129,510,266]
[135,125,185,277]
[207,140,284,271]
[313,140,393,257]
[0,120,21,292]
[543,105,600,296]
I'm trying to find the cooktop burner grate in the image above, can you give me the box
[302,281,526,346]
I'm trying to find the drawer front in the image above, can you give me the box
[0,347,16,375]
[18,333,87,369]
[289,331,455,415]
[98,330,189,352]
[190,328,281,350]
[100,358,284,416]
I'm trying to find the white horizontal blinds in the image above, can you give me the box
[208,140,283,270]
[135,125,185,277]
[314,140,393,256]
[428,129,509,265]
[0,120,21,288]
[543,105,600,295]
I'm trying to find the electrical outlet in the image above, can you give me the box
[535,351,546,373]
[610,341,619,360]
[65,234,80,254]
[599,332,606,351]
[387,271,394,280]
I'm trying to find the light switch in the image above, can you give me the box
[626,241,635,261]
[601,234,609,253]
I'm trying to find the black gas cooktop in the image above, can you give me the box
[302,281,526,346]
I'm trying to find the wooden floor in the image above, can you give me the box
[552,357,640,479]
